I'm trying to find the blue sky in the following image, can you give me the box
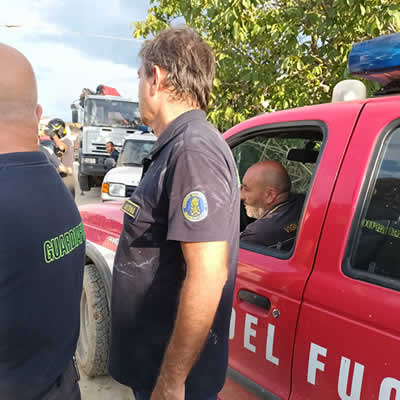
[1,0,150,121]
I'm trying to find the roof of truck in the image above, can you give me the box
[85,95,138,103]
[125,132,157,141]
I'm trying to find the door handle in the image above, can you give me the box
[238,290,271,311]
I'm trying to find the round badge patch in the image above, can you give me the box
[182,191,208,222]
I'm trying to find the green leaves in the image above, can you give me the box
[132,1,397,132]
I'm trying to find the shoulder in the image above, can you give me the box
[177,119,232,166]
[288,193,305,213]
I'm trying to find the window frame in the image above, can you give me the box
[343,118,400,291]
[226,120,327,260]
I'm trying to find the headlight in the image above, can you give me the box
[108,183,126,197]
[83,157,96,164]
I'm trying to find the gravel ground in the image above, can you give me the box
[79,372,134,400]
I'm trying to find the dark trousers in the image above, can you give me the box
[41,360,81,400]
[133,389,218,400]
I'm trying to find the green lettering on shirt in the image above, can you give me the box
[43,222,85,264]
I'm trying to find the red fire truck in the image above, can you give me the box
[79,34,400,399]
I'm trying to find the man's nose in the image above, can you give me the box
[240,191,245,202]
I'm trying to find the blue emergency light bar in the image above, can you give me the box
[349,33,400,85]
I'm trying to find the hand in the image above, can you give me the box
[45,128,58,139]
[150,382,185,400]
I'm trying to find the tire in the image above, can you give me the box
[78,173,90,192]
[76,264,110,377]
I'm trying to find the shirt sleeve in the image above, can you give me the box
[166,149,234,242]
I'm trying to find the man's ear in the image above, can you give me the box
[150,65,167,96]
[264,187,277,204]
[35,104,43,121]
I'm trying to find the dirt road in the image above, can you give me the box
[79,372,134,400]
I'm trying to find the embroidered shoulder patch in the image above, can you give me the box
[121,200,141,222]
[182,191,208,222]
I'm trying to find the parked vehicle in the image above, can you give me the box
[72,86,143,193]
[101,131,156,201]
[78,34,400,399]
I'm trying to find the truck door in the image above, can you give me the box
[219,103,363,400]
[291,100,400,400]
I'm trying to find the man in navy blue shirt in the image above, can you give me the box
[106,141,119,162]
[240,161,304,250]
[0,43,85,400]
[108,27,240,400]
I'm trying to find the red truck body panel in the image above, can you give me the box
[80,202,123,253]
[291,98,400,400]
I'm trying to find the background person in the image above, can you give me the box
[240,160,304,249]
[108,26,240,400]
[0,43,84,400]
[38,135,69,176]
[46,118,75,198]
[105,141,119,162]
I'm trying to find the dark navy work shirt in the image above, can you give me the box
[0,151,85,400]
[240,194,304,250]
[109,110,240,398]
[111,149,119,162]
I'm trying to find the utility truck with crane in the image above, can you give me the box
[71,85,143,192]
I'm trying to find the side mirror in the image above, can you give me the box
[104,157,116,170]
[72,110,79,123]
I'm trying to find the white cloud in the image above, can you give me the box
[3,38,139,120]
[34,42,139,119]
[1,0,62,34]
[1,0,147,121]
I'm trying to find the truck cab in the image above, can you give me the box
[77,94,142,192]
[78,34,400,399]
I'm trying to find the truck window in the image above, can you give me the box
[118,139,154,167]
[231,127,324,256]
[348,125,400,289]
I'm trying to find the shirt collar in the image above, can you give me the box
[149,109,206,160]
[0,151,47,166]
[262,196,292,218]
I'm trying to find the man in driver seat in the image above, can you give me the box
[240,161,304,250]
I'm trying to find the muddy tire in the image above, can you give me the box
[76,264,110,377]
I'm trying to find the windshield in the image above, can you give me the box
[84,98,140,128]
[118,139,155,167]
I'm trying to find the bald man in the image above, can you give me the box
[240,161,304,250]
[0,44,84,399]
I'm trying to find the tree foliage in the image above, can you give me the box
[133,1,400,131]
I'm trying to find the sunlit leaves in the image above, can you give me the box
[133,0,397,131]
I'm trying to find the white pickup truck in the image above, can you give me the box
[101,131,156,201]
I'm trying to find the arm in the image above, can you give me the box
[151,240,228,400]
[52,135,66,153]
